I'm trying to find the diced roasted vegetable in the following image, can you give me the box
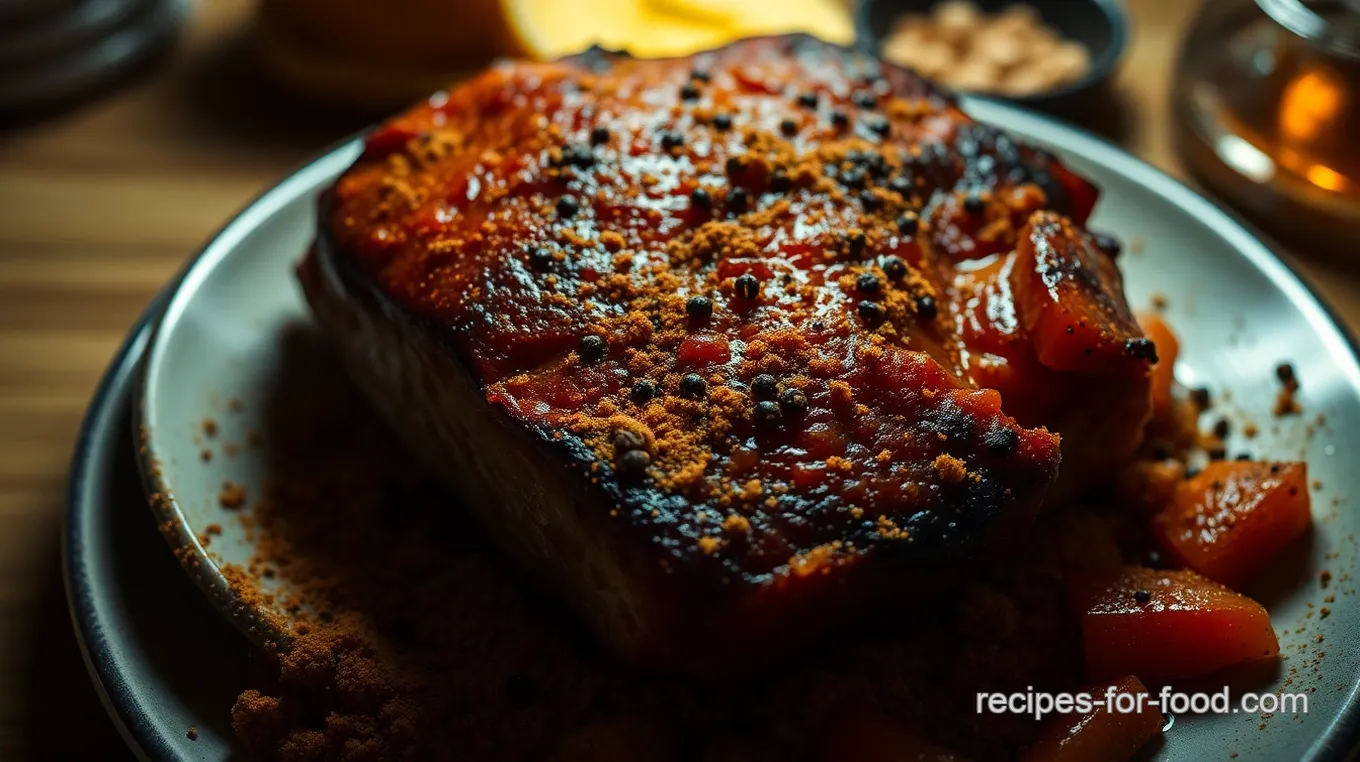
[1020,675,1162,762]
[1136,313,1179,419]
[1153,461,1311,586]
[1013,213,1150,376]
[1073,566,1279,683]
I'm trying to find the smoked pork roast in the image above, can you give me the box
[300,35,1154,669]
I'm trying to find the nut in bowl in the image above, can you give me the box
[857,0,1128,110]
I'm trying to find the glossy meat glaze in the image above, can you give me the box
[312,35,1153,654]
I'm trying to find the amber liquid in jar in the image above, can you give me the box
[1176,0,1360,245]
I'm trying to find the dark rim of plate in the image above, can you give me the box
[64,301,160,762]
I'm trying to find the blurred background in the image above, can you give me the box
[1,0,1359,757]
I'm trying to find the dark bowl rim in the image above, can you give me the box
[853,0,1130,104]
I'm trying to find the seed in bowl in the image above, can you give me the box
[883,1,1092,97]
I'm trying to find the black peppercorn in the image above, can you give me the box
[754,400,783,427]
[690,68,711,82]
[882,256,907,281]
[727,187,749,215]
[830,110,849,128]
[858,300,885,322]
[1092,231,1122,257]
[630,380,656,404]
[713,112,732,131]
[859,191,881,212]
[690,187,712,211]
[779,388,808,414]
[856,272,881,293]
[1236,452,1253,461]
[1125,337,1159,363]
[1276,362,1297,387]
[1133,589,1151,605]
[680,373,707,398]
[962,192,984,214]
[780,118,798,136]
[735,273,760,300]
[915,294,938,320]
[752,374,778,398]
[770,169,791,193]
[847,231,867,257]
[852,91,877,109]
[556,195,579,218]
[680,82,700,101]
[725,155,745,176]
[661,132,685,151]
[529,247,554,268]
[865,116,891,137]
[1190,387,1212,409]
[618,449,651,478]
[686,295,713,319]
[897,211,919,235]
[1212,418,1231,439]
[577,334,606,363]
[589,125,610,146]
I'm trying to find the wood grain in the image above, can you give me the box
[0,0,1353,758]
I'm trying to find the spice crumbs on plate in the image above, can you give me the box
[218,481,247,509]
[1274,361,1303,416]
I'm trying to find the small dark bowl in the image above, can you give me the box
[855,0,1128,114]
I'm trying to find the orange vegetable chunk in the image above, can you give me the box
[1012,215,1149,375]
[1020,675,1162,762]
[1153,461,1311,586]
[1136,312,1179,418]
[1076,566,1279,684]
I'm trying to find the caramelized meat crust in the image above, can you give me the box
[307,35,1151,665]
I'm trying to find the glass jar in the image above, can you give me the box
[1174,0,1360,249]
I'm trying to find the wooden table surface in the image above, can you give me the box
[1,0,1357,757]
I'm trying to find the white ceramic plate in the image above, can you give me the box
[135,101,1360,761]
